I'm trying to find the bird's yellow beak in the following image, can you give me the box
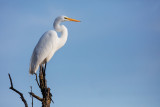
[67,17,81,22]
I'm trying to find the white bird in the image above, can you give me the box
[29,16,80,74]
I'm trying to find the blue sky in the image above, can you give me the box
[0,0,160,107]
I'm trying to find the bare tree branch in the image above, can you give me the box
[8,73,28,107]
[8,64,53,107]
[29,92,43,101]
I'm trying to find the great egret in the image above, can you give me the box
[29,16,80,74]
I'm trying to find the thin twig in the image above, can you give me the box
[8,73,13,87]
[8,73,28,107]
[30,86,33,107]
[49,92,54,103]
[51,98,54,103]
[35,73,40,88]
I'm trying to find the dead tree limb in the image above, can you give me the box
[8,73,28,107]
[8,64,53,107]
[29,65,53,107]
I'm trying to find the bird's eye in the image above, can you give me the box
[64,17,67,19]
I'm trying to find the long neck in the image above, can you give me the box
[54,20,68,50]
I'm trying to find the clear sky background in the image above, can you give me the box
[0,0,160,107]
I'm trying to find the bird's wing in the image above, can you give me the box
[29,30,57,74]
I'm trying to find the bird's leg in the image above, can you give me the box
[41,63,47,88]
[42,63,47,76]
[44,62,47,73]
[40,65,43,73]
[40,64,44,75]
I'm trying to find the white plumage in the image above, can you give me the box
[29,16,80,74]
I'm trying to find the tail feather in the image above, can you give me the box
[29,64,38,75]
[29,69,35,75]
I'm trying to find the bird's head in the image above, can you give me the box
[56,16,81,22]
